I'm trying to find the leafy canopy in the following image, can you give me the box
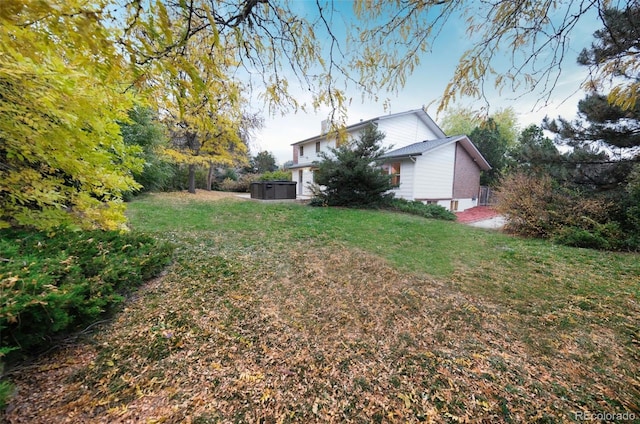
[0,1,142,230]
[440,107,519,186]
[2,0,635,230]
[146,5,249,170]
[120,106,176,194]
[353,0,634,112]
[249,151,279,174]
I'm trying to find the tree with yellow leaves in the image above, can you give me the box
[134,4,250,193]
[2,0,636,230]
[0,1,142,230]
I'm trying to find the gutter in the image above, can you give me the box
[380,153,422,161]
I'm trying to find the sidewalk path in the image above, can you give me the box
[455,206,500,223]
[456,206,505,229]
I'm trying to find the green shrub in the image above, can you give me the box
[310,196,456,221]
[258,170,292,181]
[0,380,14,409]
[385,198,457,221]
[0,229,173,362]
[219,174,255,192]
[221,168,238,181]
[553,227,607,250]
[553,221,623,250]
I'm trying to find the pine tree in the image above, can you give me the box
[509,124,565,178]
[469,119,510,186]
[311,124,392,207]
[544,3,640,192]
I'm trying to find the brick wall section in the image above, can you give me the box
[293,146,298,164]
[452,143,481,198]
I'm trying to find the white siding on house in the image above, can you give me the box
[295,111,440,168]
[388,159,415,200]
[302,168,315,195]
[297,138,336,166]
[457,198,477,211]
[377,114,441,150]
[297,167,316,196]
[435,200,451,210]
[291,110,456,200]
[413,143,456,199]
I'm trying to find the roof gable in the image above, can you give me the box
[376,109,446,139]
[379,138,452,158]
[291,108,446,146]
[380,135,492,171]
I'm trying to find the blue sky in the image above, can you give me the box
[247,1,602,165]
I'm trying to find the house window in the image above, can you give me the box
[389,162,401,187]
[299,145,304,156]
[315,141,320,153]
[450,200,459,211]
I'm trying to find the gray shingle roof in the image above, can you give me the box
[380,136,462,159]
[380,135,491,170]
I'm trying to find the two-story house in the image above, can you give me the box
[288,108,490,211]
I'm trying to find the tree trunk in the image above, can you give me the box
[188,164,196,194]
[206,162,214,191]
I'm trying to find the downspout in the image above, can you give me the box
[410,156,417,201]
[451,142,458,203]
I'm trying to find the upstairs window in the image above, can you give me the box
[389,162,401,187]
[299,145,304,156]
[316,141,321,153]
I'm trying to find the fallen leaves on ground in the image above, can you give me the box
[3,193,639,423]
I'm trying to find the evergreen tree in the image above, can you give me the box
[510,124,563,178]
[441,108,519,186]
[249,151,278,174]
[544,98,639,194]
[311,124,392,207]
[577,4,640,109]
[546,94,640,153]
[544,3,640,192]
[469,119,510,186]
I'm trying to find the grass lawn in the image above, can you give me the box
[5,191,639,423]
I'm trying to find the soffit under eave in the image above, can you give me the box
[456,137,492,171]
